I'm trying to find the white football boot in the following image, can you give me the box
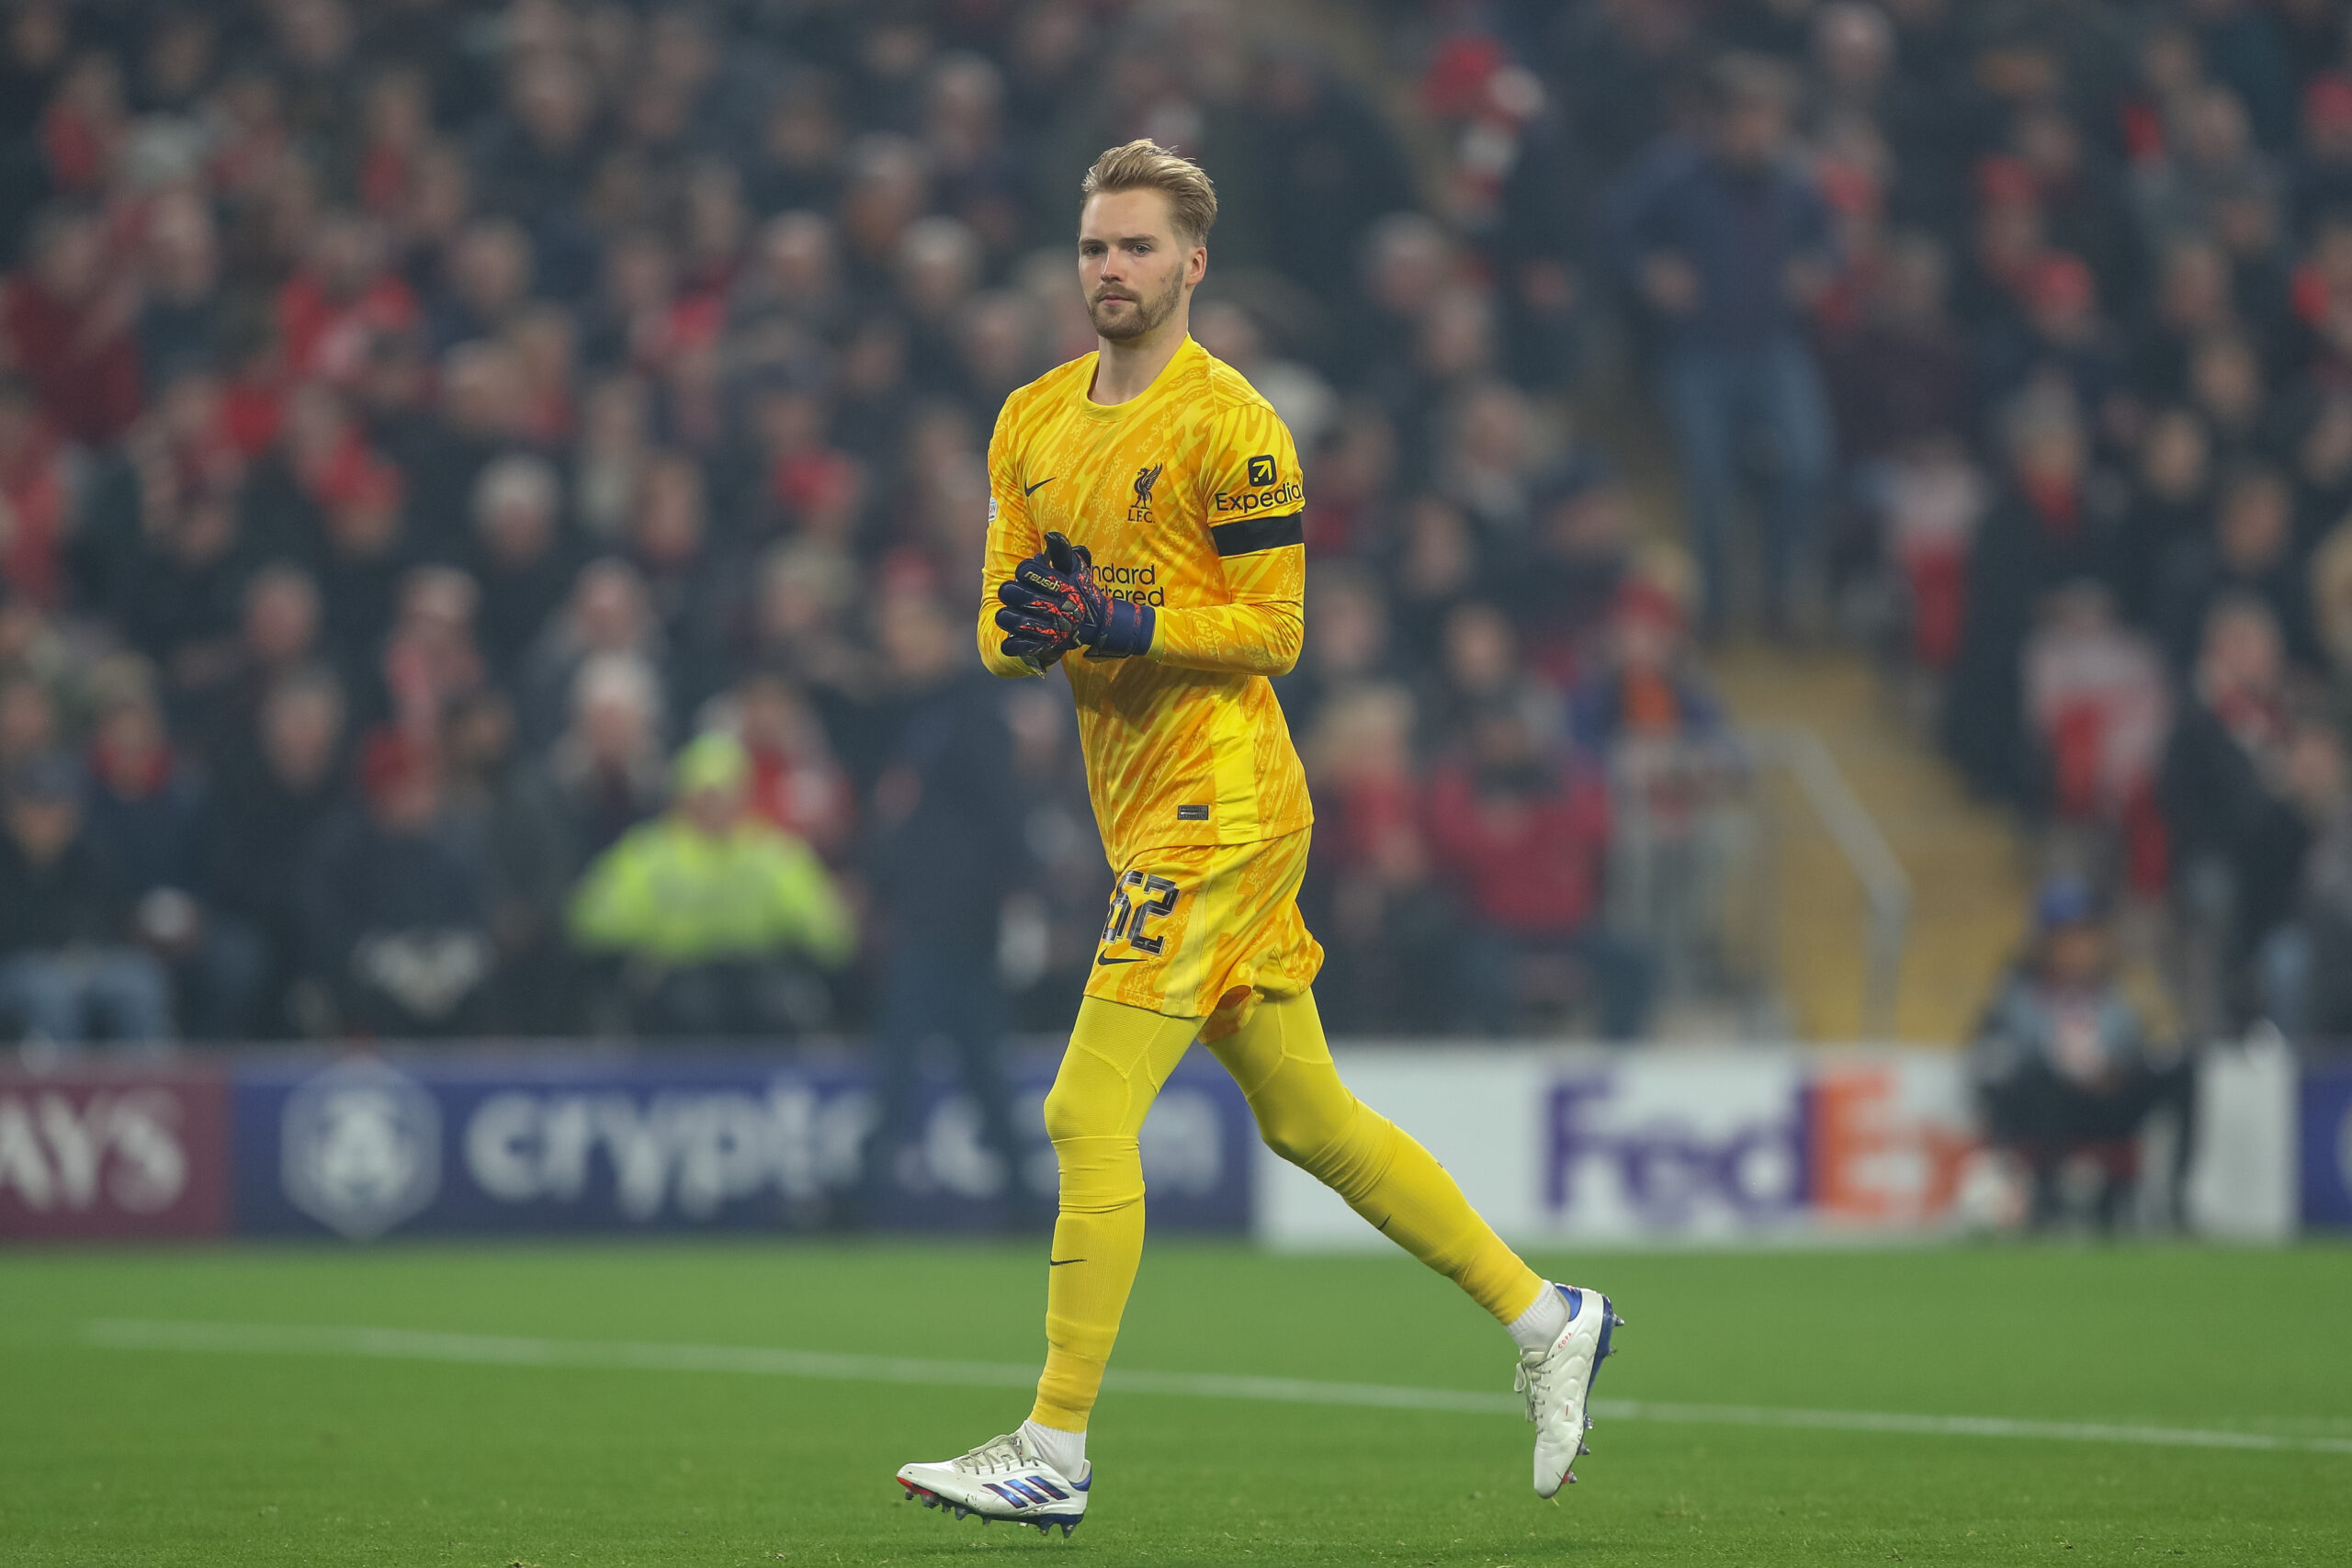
[1515,1283,1623,1498]
[894,1428,1089,1537]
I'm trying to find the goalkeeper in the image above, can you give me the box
[890,141,1622,1536]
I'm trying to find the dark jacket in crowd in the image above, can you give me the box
[1605,138,1832,354]
[298,808,496,977]
[0,827,121,953]
[866,671,1025,957]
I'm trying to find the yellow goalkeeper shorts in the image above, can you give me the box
[1081,827,1324,1038]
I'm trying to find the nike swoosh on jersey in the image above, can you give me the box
[1093,953,1144,966]
[1024,475,1057,495]
[1046,1258,1087,1267]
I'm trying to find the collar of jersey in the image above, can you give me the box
[1079,333,1201,420]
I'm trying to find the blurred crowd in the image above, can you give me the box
[6,0,2352,1057]
[1483,0,2352,1054]
[0,0,1724,1047]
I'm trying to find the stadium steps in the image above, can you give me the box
[1705,644,2032,1045]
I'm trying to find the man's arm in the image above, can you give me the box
[1148,536,1304,674]
[976,415,1046,679]
[1151,395,1306,675]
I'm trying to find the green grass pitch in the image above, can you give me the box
[2,1241,2347,1565]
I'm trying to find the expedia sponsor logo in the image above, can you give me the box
[1089,558,1164,605]
[1214,478,1304,514]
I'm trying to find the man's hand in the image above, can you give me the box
[994,539,1083,668]
[1001,532,1154,661]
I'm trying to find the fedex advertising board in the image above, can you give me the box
[1258,1047,1980,1247]
[231,1051,1250,1240]
[0,1066,230,1239]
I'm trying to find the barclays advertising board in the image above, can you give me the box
[232,1052,1251,1240]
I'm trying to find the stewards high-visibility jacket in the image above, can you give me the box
[569,815,854,968]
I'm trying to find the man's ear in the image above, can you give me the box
[1187,244,1208,287]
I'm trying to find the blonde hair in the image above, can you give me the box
[1080,140,1217,247]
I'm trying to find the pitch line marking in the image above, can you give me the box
[80,1318,2352,1459]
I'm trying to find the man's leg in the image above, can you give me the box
[860,949,934,1217]
[0,953,88,1043]
[1659,349,1738,637]
[88,949,175,1046]
[1204,987,1546,1327]
[1028,995,1201,1434]
[1206,987,1617,1498]
[1757,336,1834,628]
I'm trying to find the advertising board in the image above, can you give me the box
[1256,1046,1980,1247]
[230,1050,1250,1241]
[2299,1059,2352,1230]
[0,1064,230,1239]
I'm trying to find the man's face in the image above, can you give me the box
[1079,188,1200,342]
[2045,924,2108,986]
[1714,96,1787,166]
[682,782,742,836]
[6,796,78,864]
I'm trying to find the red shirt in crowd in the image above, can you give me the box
[2,273,142,445]
[1422,761,1611,936]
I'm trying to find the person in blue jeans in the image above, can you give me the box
[1606,54,1837,638]
[0,753,174,1047]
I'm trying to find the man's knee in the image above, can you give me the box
[1042,1073,1144,1213]
[1042,1072,1117,1146]
[1251,1076,1379,1179]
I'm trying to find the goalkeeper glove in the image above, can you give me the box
[1003,532,1155,661]
[995,540,1082,667]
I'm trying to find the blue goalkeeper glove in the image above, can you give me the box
[1001,531,1155,661]
[994,539,1083,668]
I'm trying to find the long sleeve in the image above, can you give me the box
[1153,390,1306,675]
[1148,543,1304,674]
[976,414,1046,679]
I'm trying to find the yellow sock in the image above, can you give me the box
[1206,989,1548,1325]
[1029,997,1200,1432]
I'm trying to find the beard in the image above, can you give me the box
[1088,268,1182,341]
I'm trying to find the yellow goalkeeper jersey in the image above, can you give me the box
[976,333,1311,866]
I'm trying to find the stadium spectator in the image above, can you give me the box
[2153,461,2311,673]
[729,669,854,866]
[1303,682,1451,1035]
[204,667,347,1038]
[857,591,1033,1224]
[299,725,495,1038]
[467,453,575,678]
[2162,595,2311,1032]
[3,206,141,446]
[1971,878,2191,1232]
[79,660,266,1040]
[569,730,852,1037]
[1424,701,1647,1039]
[1566,579,1730,755]
[544,649,668,861]
[0,750,172,1046]
[2256,693,2352,1033]
[2021,582,2175,897]
[1606,53,1835,637]
[441,686,577,1036]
